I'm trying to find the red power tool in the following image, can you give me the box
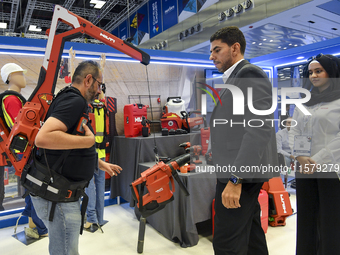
[179,142,202,164]
[178,142,202,173]
[130,153,190,218]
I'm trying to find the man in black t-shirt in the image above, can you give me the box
[31,60,121,255]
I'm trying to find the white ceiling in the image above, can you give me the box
[185,0,340,59]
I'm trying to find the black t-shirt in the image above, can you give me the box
[38,87,96,182]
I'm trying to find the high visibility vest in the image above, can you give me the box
[1,91,26,130]
[0,91,26,166]
[93,99,106,158]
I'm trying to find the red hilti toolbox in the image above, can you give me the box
[124,104,148,137]
[200,127,210,155]
[258,189,269,233]
[212,190,269,235]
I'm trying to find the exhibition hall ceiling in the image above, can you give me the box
[0,0,147,37]
[0,0,339,60]
[187,0,340,59]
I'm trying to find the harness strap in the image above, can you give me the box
[79,189,88,235]
[49,202,57,222]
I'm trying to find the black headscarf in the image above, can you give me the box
[302,54,340,106]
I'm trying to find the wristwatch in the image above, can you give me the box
[229,174,243,185]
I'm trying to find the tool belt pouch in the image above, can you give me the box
[20,150,89,234]
[21,154,88,203]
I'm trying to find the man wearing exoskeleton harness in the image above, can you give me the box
[31,60,121,255]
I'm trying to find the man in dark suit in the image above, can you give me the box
[209,26,279,255]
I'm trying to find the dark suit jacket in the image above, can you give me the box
[210,60,279,183]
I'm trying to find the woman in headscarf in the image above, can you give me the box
[289,54,340,255]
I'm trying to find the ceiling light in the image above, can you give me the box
[194,23,202,32]
[161,41,167,48]
[294,44,298,47]
[226,8,234,17]
[90,0,106,9]
[252,42,256,44]
[263,38,267,41]
[289,44,292,46]
[244,0,253,9]
[296,56,305,59]
[259,43,262,45]
[235,4,243,14]
[0,22,7,29]
[283,47,287,49]
[278,46,281,48]
[28,25,42,32]
[270,40,273,42]
[218,12,226,21]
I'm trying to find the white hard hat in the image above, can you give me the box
[1,63,27,84]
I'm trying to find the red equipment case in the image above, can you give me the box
[200,127,210,155]
[258,189,269,233]
[262,177,293,226]
[124,104,148,138]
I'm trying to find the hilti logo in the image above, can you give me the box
[156,188,163,193]
[100,32,115,43]
[135,117,143,122]
[280,194,287,214]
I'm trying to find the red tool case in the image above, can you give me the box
[124,103,148,137]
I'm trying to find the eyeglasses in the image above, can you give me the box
[307,53,324,62]
[307,53,338,69]
[308,53,335,62]
[87,75,106,93]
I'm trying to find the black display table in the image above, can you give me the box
[134,161,216,248]
[109,133,200,205]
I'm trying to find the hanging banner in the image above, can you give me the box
[137,4,149,44]
[149,0,162,38]
[197,0,219,12]
[119,20,128,41]
[178,0,197,23]
[162,0,178,31]
[111,27,119,38]
[129,12,138,45]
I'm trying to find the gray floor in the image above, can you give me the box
[0,193,297,255]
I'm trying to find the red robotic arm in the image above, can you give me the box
[0,5,150,176]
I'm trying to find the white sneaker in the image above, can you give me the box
[24,227,39,239]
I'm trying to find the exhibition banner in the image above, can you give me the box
[129,12,138,45]
[111,27,119,38]
[149,0,162,38]
[119,20,128,41]
[162,0,178,31]
[178,0,197,23]
[197,0,219,12]
[137,4,150,44]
